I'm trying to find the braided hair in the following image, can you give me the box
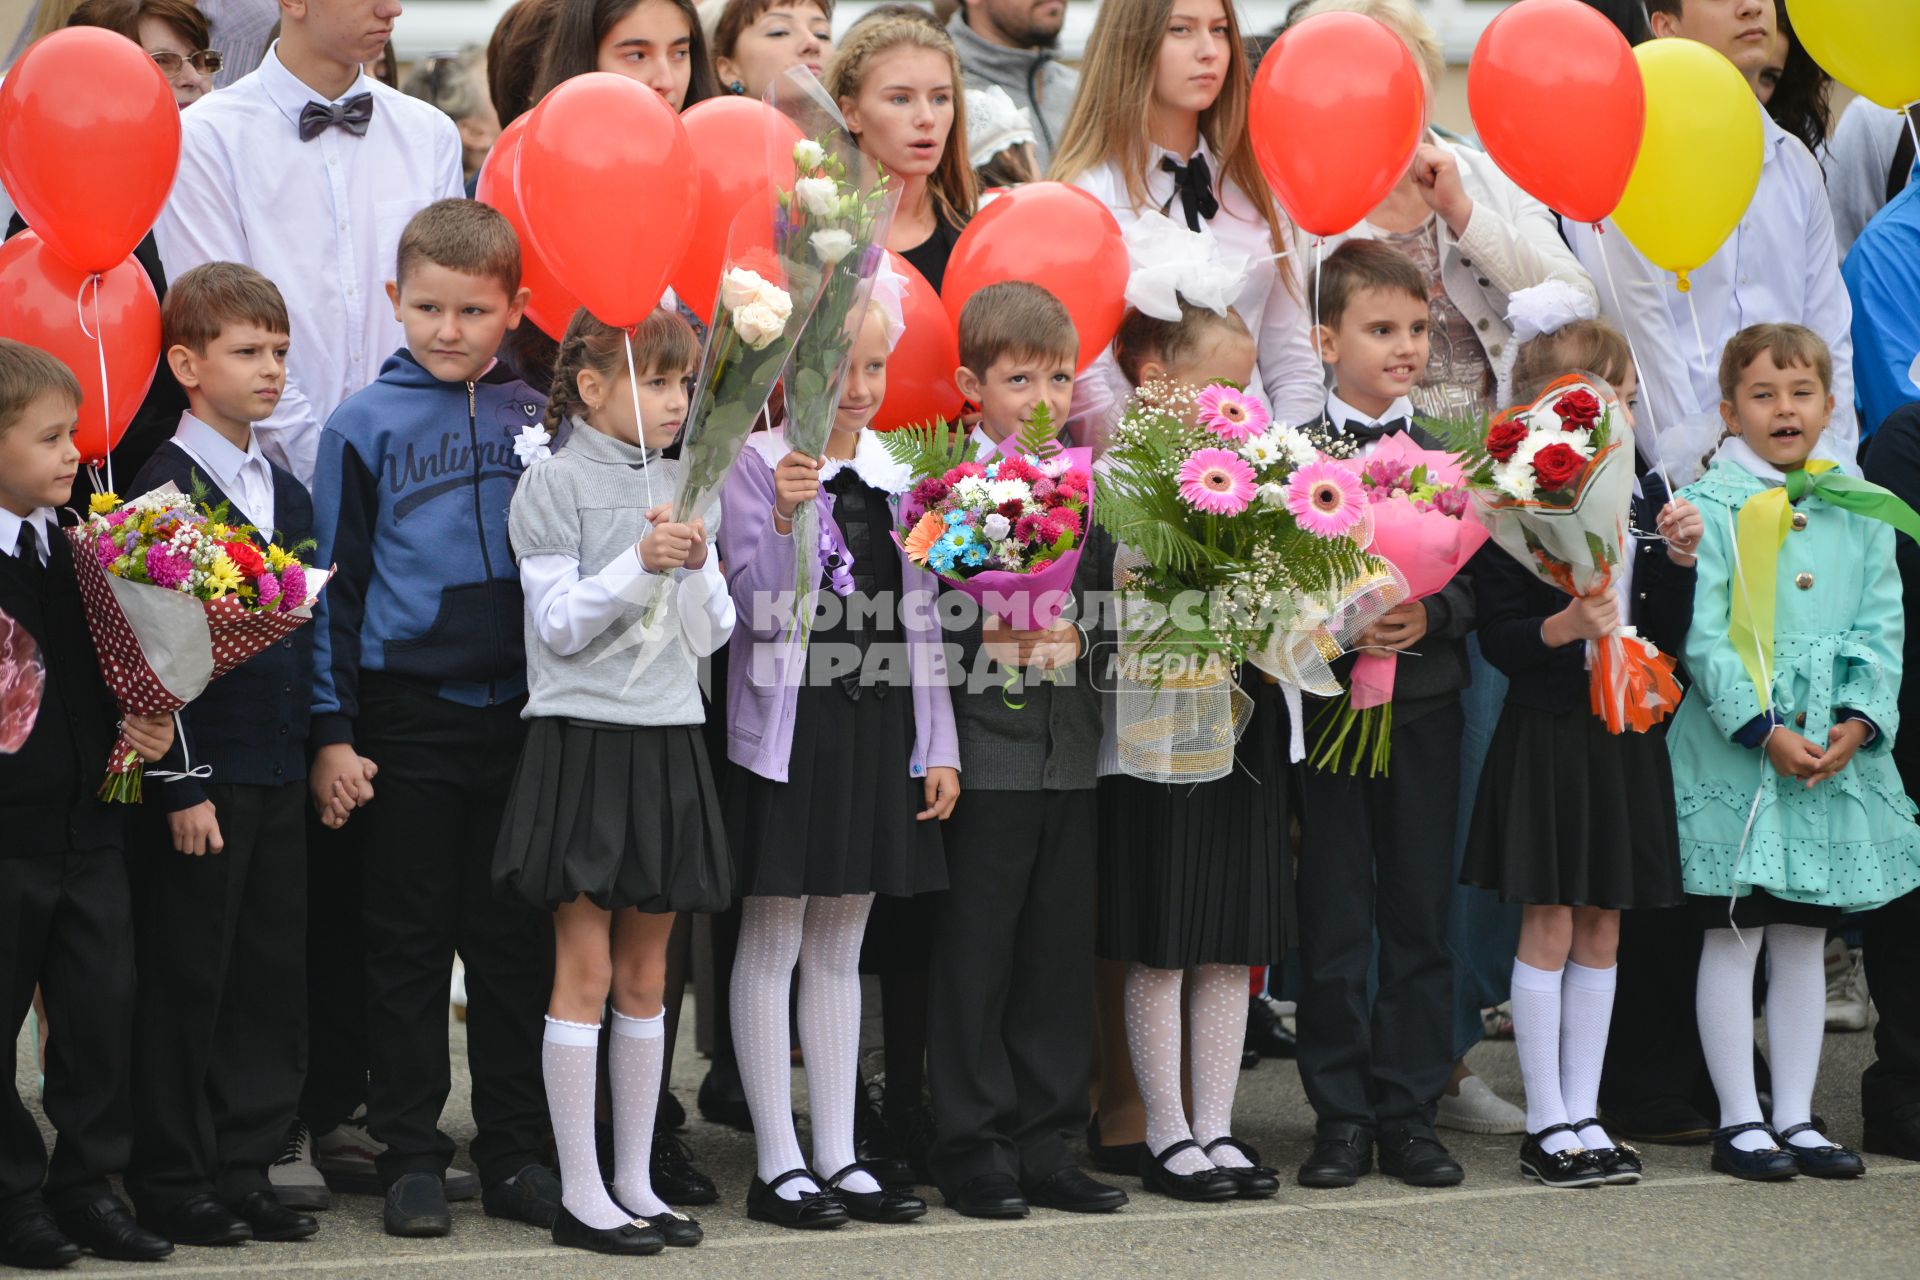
[545,307,699,436]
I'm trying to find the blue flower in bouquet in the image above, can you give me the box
[944,509,969,526]
[961,543,987,568]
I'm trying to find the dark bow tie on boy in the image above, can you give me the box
[1324,392,1416,446]
[1160,152,1220,232]
[297,93,374,142]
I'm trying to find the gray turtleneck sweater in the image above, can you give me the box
[947,11,1080,169]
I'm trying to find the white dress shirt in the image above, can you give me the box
[1071,138,1324,428]
[519,550,735,660]
[1824,96,1911,258]
[153,42,464,485]
[0,507,55,567]
[1324,391,1415,459]
[170,412,277,534]
[1567,109,1856,481]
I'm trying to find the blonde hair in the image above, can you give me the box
[545,308,698,434]
[825,16,977,230]
[1718,323,1833,402]
[0,338,81,436]
[1295,0,1444,91]
[1510,319,1634,406]
[1049,0,1286,255]
[957,282,1078,374]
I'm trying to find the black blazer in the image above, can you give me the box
[132,441,316,810]
[1475,464,1696,715]
[0,522,125,856]
[1861,403,1920,767]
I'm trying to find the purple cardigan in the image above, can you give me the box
[718,429,960,784]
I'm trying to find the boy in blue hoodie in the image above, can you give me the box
[307,200,556,1240]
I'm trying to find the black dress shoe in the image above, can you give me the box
[0,1206,81,1269]
[1141,1140,1239,1202]
[1023,1166,1129,1213]
[551,1205,663,1256]
[383,1174,451,1238]
[946,1172,1028,1219]
[882,1098,938,1185]
[1378,1124,1465,1188]
[659,1090,687,1132]
[745,1170,849,1229]
[54,1196,171,1261]
[1776,1123,1865,1179]
[1201,1137,1280,1198]
[1519,1126,1607,1188]
[697,1063,754,1131]
[1246,996,1298,1059]
[1708,1122,1799,1182]
[1298,1123,1373,1188]
[1085,1116,1146,1177]
[639,1210,704,1246]
[228,1190,318,1242]
[852,1080,916,1190]
[482,1164,561,1228]
[143,1194,251,1246]
[1567,1118,1641,1185]
[820,1162,927,1223]
[652,1131,719,1205]
[1601,1096,1714,1145]
[1864,1102,1920,1161]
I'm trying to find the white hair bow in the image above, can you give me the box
[1495,279,1600,407]
[1122,211,1252,323]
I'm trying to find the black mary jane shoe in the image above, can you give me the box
[1202,1137,1280,1199]
[745,1170,849,1230]
[1776,1122,1865,1179]
[551,1205,664,1256]
[1708,1122,1799,1182]
[1140,1140,1239,1203]
[1086,1117,1146,1177]
[640,1210,705,1246]
[819,1163,928,1223]
[1567,1119,1642,1185]
[1518,1125,1607,1189]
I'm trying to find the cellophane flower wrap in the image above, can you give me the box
[65,484,324,800]
[1096,382,1405,780]
[0,607,43,754]
[1438,374,1681,734]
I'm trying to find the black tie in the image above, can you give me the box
[12,521,43,582]
[1160,153,1220,232]
[298,93,374,142]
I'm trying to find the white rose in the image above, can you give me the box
[982,513,1011,542]
[755,281,794,324]
[731,301,786,349]
[794,176,839,218]
[720,267,772,312]
[810,228,855,265]
[793,139,825,170]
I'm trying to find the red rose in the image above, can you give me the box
[1553,389,1603,430]
[1485,420,1529,462]
[222,540,267,578]
[1531,442,1585,492]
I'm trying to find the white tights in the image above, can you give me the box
[1698,923,1832,1151]
[1124,963,1254,1175]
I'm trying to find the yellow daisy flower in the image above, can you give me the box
[205,553,244,597]
[266,544,294,571]
[88,492,120,516]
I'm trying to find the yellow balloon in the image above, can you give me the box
[1611,40,1762,292]
[1789,0,1920,110]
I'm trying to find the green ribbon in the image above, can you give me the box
[1730,460,1920,711]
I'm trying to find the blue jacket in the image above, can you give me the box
[309,349,546,747]
[1843,171,1920,440]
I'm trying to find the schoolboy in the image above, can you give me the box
[307,199,556,1240]
[1294,240,1472,1190]
[117,264,318,1249]
[0,339,175,1269]
[956,281,1079,450]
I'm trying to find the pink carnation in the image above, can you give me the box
[1055,471,1088,498]
[144,544,191,589]
[946,461,988,481]
[102,509,130,526]
[277,565,307,612]
[95,535,120,569]
[1048,507,1082,536]
[912,477,950,507]
[996,456,1038,484]
[1031,477,1056,503]
[1014,513,1046,543]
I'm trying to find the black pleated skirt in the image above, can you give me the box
[1097,677,1292,968]
[1460,702,1683,909]
[494,717,733,913]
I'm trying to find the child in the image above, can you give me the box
[1111,302,1257,401]
[0,339,174,1270]
[121,264,317,1248]
[494,307,734,1255]
[719,278,957,1230]
[1670,324,1920,1181]
[1293,239,1470,1190]
[307,199,558,1239]
[1460,317,1703,1188]
[958,281,1078,451]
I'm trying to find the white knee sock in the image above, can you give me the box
[1187,964,1252,1169]
[797,894,879,1196]
[1560,961,1617,1150]
[732,896,814,1197]
[1697,929,1772,1152]
[1762,924,1832,1148]
[1510,959,1577,1153]
[608,1008,667,1217]
[1125,964,1210,1174]
[542,1017,630,1229]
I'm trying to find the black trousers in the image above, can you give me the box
[356,678,552,1188]
[126,782,307,1213]
[300,807,366,1136]
[1599,905,1714,1116]
[1296,703,1460,1129]
[0,851,134,1214]
[927,787,1096,1193]
[1864,744,1920,1120]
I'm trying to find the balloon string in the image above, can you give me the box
[74,272,114,496]
[1312,236,1324,359]
[1904,103,1920,186]
[1592,222,1675,498]
[622,329,656,510]
[1683,287,1714,419]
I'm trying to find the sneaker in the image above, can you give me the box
[1245,994,1297,1059]
[1436,1073,1527,1135]
[1481,1001,1514,1040]
[269,1121,332,1211]
[314,1107,478,1201]
[1824,940,1869,1032]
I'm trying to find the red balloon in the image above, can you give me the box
[517,73,698,327]
[0,28,180,273]
[1249,12,1426,238]
[874,252,962,431]
[1468,0,1645,224]
[672,97,806,323]
[0,233,159,464]
[940,183,1127,376]
[476,114,581,339]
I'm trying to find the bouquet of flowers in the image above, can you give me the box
[0,607,42,754]
[1311,434,1488,775]
[1097,382,1404,780]
[66,484,323,800]
[1438,375,1681,734]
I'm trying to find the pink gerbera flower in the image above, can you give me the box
[1194,385,1270,442]
[1284,459,1366,538]
[1177,448,1257,516]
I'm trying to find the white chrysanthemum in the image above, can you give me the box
[1258,481,1288,506]
[986,478,1031,505]
[1493,456,1538,501]
[954,477,991,506]
[1276,427,1319,468]
[1239,433,1282,466]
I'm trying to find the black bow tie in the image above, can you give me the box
[1160,153,1220,232]
[298,93,374,142]
[1339,417,1410,444]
